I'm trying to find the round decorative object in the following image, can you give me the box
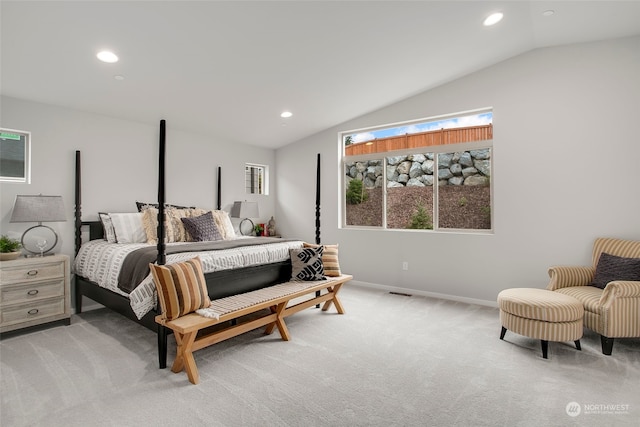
[238,218,255,236]
[0,251,22,261]
[21,224,58,256]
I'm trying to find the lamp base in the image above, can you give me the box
[23,253,57,258]
[239,218,255,236]
[20,224,58,256]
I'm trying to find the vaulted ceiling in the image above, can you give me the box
[2,1,639,148]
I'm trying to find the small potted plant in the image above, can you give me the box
[253,223,264,237]
[0,235,22,261]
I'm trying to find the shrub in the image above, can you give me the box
[346,179,368,204]
[407,205,433,230]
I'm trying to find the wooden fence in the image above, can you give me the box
[345,124,492,156]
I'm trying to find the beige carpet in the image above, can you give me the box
[1,285,638,426]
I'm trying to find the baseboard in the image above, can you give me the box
[349,280,498,308]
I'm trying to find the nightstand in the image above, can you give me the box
[0,254,71,335]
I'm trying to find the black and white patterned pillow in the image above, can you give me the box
[591,252,640,289]
[290,246,325,281]
[135,201,195,212]
[99,213,117,243]
[181,212,222,242]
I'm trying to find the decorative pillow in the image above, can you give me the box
[135,201,195,212]
[108,213,147,243]
[290,246,325,281]
[303,243,341,277]
[141,207,159,244]
[591,252,640,289]
[99,212,117,243]
[149,256,211,321]
[212,210,236,240]
[181,212,223,242]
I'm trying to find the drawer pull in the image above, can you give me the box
[27,309,39,315]
[27,289,39,296]
[27,270,39,276]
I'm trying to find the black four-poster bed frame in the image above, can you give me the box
[74,120,322,369]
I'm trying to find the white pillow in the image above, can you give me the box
[212,210,236,240]
[109,213,147,243]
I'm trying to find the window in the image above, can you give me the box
[0,128,31,183]
[245,163,268,195]
[342,110,492,232]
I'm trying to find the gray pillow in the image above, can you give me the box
[591,252,640,289]
[290,246,325,281]
[181,212,222,242]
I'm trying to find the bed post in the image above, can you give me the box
[315,153,321,245]
[217,166,222,210]
[157,120,166,266]
[315,153,321,306]
[157,119,168,369]
[75,150,82,256]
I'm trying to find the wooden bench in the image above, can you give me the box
[155,274,352,384]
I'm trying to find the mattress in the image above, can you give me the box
[73,238,304,319]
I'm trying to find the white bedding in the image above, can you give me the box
[73,238,304,319]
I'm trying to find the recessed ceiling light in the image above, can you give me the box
[114,75,125,81]
[483,12,504,26]
[542,10,555,17]
[97,50,118,63]
[280,111,293,118]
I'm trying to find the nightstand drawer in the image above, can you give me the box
[0,261,64,284]
[1,298,65,326]
[1,279,65,305]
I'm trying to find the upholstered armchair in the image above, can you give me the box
[547,237,640,355]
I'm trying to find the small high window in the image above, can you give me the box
[245,163,268,195]
[0,128,31,183]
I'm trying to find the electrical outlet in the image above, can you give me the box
[402,261,409,271]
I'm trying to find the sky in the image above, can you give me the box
[348,112,493,144]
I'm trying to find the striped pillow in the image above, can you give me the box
[303,243,341,277]
[149,257,211,320]
[109,212,147,243]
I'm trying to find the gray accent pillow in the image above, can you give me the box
[591,252,640,289]
[181,212,222,242]
[290,246,325,281]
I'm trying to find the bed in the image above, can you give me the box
[73,120,322,369]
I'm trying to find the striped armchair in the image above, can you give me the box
[547,237,640,355]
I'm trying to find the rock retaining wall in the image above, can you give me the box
[345,149,491,188]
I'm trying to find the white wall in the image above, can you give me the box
[0,97,277,258]
[275,35,640,305]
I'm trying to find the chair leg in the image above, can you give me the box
[600,336,614,355]
[541,340,548,359]
[574,340,581,351]
[500,326,507,340]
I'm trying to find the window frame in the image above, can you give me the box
[339,111,493,233]
[0,128,31,184]
[244,163,269,195]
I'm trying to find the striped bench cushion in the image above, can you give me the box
[197,278,339,319]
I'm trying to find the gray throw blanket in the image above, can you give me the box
[117,237,295,293]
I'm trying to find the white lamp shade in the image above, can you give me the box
[230,201,259,219]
